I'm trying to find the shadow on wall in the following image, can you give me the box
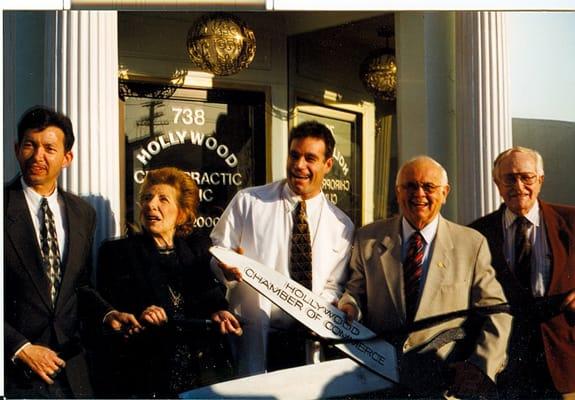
[82,194,116,283]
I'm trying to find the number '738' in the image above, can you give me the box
[172,107,206,126]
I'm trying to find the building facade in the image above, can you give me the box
[3,10,512,248]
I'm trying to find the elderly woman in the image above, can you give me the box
[97,167,242,398]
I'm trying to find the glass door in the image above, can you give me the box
[123,87,266,237]
[295,102,362,225]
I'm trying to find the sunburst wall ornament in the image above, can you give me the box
[186,13,256,76]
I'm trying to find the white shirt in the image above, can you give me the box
[269,184,325,328]
[503,202,551,297]
[401,215,440,296]
[210,180,355,376]
[283,183,324,246]
[21,177,67,261]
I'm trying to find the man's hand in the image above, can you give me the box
[139,305,168,326]
[104,310,143,337]
[561,289,575,313]
[16,344,66,385]
[211,310,243,336]
[562,289,575,325]
[216,247,244,282]
[339,302,360,323]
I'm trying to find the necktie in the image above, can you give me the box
[404,232,424,322]
[514,216,533,291]
[40,198,62,305]
[289,201,312,290]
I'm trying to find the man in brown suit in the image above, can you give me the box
[470,146,575,399]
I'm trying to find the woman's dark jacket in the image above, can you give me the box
[95,232,231,398]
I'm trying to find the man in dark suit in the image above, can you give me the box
[4,106,142,398]
[470,146,575,398]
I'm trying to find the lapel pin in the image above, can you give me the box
[437,261,446,269]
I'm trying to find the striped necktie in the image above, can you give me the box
[289,200,312,290]
[404,231,424,322]
[40,198,62,306]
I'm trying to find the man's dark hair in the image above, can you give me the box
[288,121,335,159]
[17,106,75,151]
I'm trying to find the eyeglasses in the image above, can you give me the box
[400,181,442,194]
[500,173,539,187]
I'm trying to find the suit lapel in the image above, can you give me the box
[54,193,83,310]
[378,218,405,322]
[417,217,450,320]
[540,201,571,294]
[5,183,52,309]
[487,208,507,271]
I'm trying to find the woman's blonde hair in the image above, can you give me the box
[139,167,199,236]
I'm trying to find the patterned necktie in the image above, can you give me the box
[40,198,62,306]
[289,200,312,290]
[404,232,424,322]
[514,216,533,291]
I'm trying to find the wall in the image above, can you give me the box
[513,118,575,205]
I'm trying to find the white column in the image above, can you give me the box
[46,11,121,246]
[456,12,512,224]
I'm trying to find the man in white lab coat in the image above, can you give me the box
[210,121,354,377]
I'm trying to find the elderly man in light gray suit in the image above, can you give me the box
[339,156,512,398]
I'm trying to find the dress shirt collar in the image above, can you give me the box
[21,177,67,260]
[503,201,540,230]
[21,177,60,211]
[401,214,440,245]
[282,181,323,215]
